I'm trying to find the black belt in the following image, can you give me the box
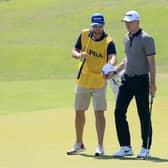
[124,73,148,78]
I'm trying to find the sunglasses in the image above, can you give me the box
[91,24,104,29]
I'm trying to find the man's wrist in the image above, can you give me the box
[150,82,156,87]
[113,70,117,75]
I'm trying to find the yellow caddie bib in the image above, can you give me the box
[76,29,113,88]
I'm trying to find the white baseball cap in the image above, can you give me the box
[122,10,140,22]
[102,63,116,75]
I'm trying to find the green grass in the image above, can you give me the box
[0,1,168,168]
[0,0,168,81]
[0,78,117,114]
[0,79,74,114]
[0,73,167,115]
[0,93,167,168]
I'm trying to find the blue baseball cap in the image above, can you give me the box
[91,13,105,26]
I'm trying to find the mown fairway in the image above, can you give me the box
[0,0,167,168]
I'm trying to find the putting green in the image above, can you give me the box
[0,97,167,168]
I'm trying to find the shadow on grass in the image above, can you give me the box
[79,154,168,163]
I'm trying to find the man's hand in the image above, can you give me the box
[72,49,88,59]
[80,52,88,59]
[149,83,157,97]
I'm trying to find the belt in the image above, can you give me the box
[124,73,148,78]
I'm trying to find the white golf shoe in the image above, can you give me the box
[95,145,104,156]
[137,147,150,159]
[67,143,86,155]
[112,146,133,157]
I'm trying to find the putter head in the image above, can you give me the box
[143,155,151,160]
[137,155,150,160]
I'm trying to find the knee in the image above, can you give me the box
[95,111,105,120]
[114,107,126,121]
[115,108,120,119]
[76,111,85,118]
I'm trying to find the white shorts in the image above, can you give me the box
[74,84,107,111]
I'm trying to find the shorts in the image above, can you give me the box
[74,84,107,111]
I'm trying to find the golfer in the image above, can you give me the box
[106,10,156,158]
[67,13,117,156]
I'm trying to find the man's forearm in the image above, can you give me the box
[115,58,126,74]
[72,49,81,59]
[108,54,117,65]
[149,59,156,85]
[148,56,156,85]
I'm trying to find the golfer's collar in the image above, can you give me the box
[88,31,107,41]
[129,28,142,37]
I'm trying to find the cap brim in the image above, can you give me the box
[121,16,134,22]
[121,16,140,22]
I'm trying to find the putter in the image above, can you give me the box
[144,94,154,159]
